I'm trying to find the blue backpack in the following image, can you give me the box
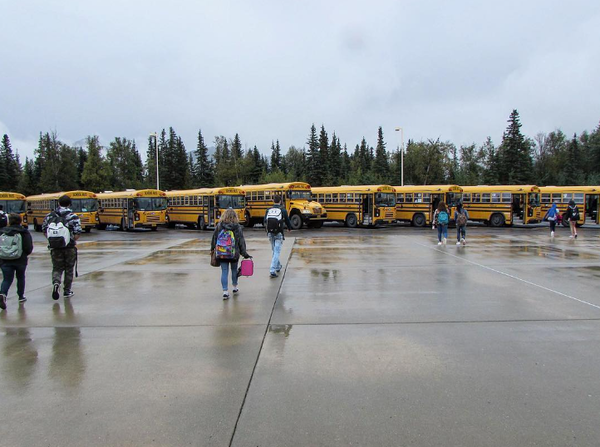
[438,211,449,225]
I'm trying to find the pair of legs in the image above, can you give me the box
[1,264,27,304]
[549,220,556,235]
[437,224,448,243]
[268,233,284,275]
[51,248,77,295]
[220,261,239,292]
[569,220,577,238]
[456,226,466,243]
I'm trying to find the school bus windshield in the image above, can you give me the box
[134,197,167,211]
[447,193,463,207]
[70,199,99,213]
[528,193,540,207]
[375,193,396,207]
[288,190,312,200]
[0,200,26,214]
[216,195,245,209]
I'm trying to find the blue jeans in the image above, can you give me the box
[457,226,466,241]
[220,261,238,291]
[268,233,284,273]
[437,224,448,242]
[1,264,27,298]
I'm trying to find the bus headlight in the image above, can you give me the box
[134,213,140,221]
[302,209,311,214]
[375,209,381,217]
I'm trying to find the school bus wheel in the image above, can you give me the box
[166,216,176,228]
[561,214,569,227]
[289,213,303,230]
[33,219,42,232]
[412,213,426,227]
[243,211,254,228]
[345,213,358,228]
[151,226,158,231]
[490,213,505,227]
[307,220,323,229]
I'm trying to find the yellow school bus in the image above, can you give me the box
[0,192,28,228]
[312,185,396,227]
[27,190,99,232]
[97,189,167,231]
[166,187,246,230]
[461,185,542,226]
[539,186,599,226]
[394,185,463,227]
[240,182,327,229]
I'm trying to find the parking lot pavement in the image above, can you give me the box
[1,226,600,446]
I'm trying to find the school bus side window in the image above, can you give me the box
[491,193,501,203]
[472,193,481,202]
[552,193,561,203]
[482,193,491,203]
[397,194,404,203]
[463,193,471,202]
[502,193,511,203]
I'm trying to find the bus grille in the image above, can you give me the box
[80,216,91,224]
[146,215,161,223]
[385,212,394,219]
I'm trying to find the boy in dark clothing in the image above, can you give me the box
[0,213,34,308]
[0,205,7,228]
[264,195,292,278]
[42,195,82,300]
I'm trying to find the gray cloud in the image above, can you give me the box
[1,0,599,161]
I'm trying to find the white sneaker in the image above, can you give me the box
[437,241,442,245]
[232,287,239,294]
[456,241,461,245]
[443,237,447,245]
[222,292,229,300]
[550,231,555,237]
[461,238,466,245]
[569,235,574,238]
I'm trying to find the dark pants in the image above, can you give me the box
[457,226,466,242]
[1,264,27,298]
[549,220,556,232]
[51,248,77,292]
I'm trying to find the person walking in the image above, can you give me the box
[432,201,449,245]
[264,195,292,278]
[0,205,8,229]
[454,202,469,245]
[0,214,34,309]
[543,202,559,237]
[211,208,250,300]
[565,199,579,239]
[42,195,82,300]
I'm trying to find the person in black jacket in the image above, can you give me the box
[263,195,292,278]
[565,199,579,239]
[0,213,34,309]
[211,208,250,300]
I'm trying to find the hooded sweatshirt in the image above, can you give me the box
[545,204,558,220]
[210,222,249,262]
[0,225,34,266]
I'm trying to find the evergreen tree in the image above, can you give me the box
[497,109,533,184]
[270,140,282,172]
[458,143,483,185]
[318,125,329,185]
[305,124,322,186]
[373,127,390,183]
[283,146,306,182]
[76,147,87,188]
[81,135,110,192]
[479,137,500,185]
[328,133,342,185]
[0,134,22,190]
[193,130,214,187]
[18,157,37,195]
[563,134,585,184]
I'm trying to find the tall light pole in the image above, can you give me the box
[150,132,159,190]
[394,127,404,186]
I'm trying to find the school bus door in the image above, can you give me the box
[208,196,216,227]
[361,194,373,225]
[126,199,134,229]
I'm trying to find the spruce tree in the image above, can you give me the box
[270,140,282,172]
[107,137,144,190]
[305,124,321,186]
[18,157,37,195]
[373,127,390,183]
[76,147,87,188]
[318,125,329,185]
[328,133,342,185]
[497,110,533,184]
[193,130,214,187]
[0,134,21,190]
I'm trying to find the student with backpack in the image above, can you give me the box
[0,214,33,309]
[0,205,8,229]
[565,199,579,239]
[210,208,251,300]
[454,202,469,245]
[264,195,292,278]
[432,201,449,245]
[42,195,82,300]
[543,202,559,237]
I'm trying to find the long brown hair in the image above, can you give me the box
[219,208,239,225]
[437,201,447,213]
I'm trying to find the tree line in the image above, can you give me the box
[2,109,599,196]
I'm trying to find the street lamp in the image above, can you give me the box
[394,127,404,186]
[150,132,159,190]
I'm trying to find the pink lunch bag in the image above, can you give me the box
[239,259,254,277]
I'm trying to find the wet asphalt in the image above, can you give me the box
[1,223,600,446]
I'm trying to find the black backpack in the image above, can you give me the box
[571,206,580,221]
[266,207,283,234]
[0,212,7,229]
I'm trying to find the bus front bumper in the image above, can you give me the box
[302,213,327,222]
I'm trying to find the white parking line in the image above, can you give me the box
[411,239,600,311]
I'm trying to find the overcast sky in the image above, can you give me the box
[1,0,599,161]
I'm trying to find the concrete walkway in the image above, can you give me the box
[2,227,600,446]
